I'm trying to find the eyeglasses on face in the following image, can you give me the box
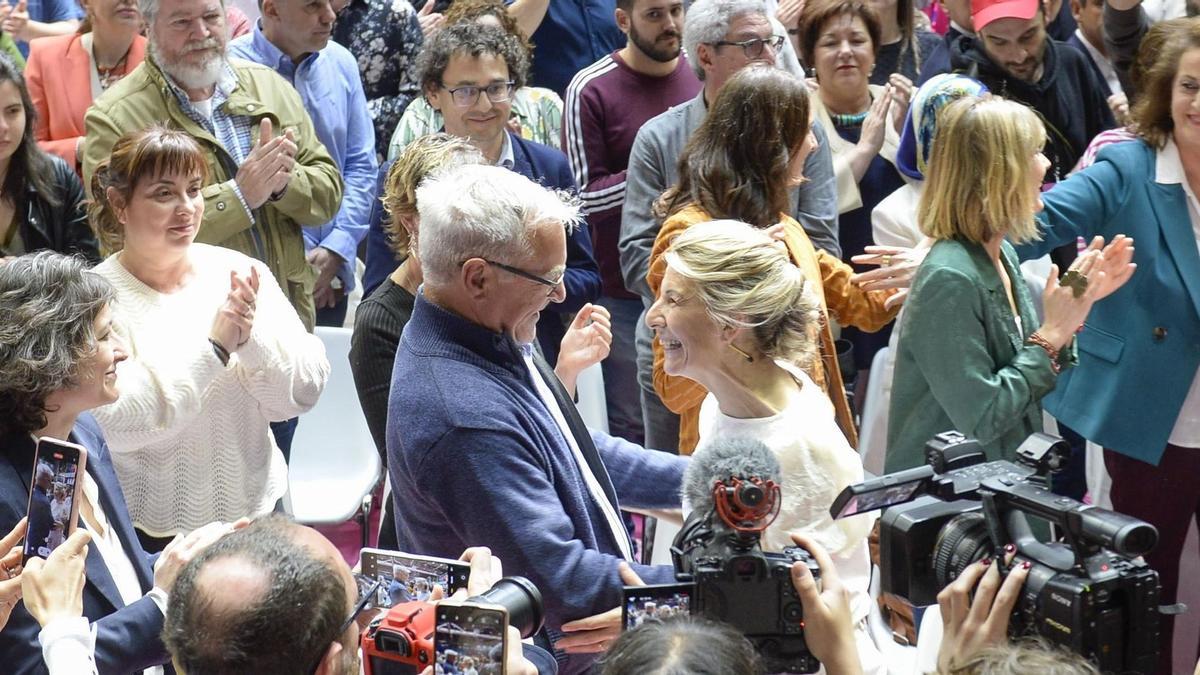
[483,259,565,296]
[713,35,785,58]
[441,81,516,108]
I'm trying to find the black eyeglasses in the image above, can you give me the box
[441,81,516,108]
[713,35,785,58]
[341,577,382,635]
[484,259,565,295]
[307,577,381,675]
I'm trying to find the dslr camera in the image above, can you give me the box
[361,576,543,675]
[831,431,1161,673]
[672,467,822,673]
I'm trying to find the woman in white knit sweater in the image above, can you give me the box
[88,125,329,541]
[645,220,883,673]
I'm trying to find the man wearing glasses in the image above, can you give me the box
[390,21,601,365]
[162,515,555,674]
[619,0,841,456]
[387,164,688,675]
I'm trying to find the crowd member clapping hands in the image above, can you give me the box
[87,126,329,546]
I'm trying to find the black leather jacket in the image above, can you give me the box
[16,155,99,263]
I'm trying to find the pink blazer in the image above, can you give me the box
[26,33,147,170]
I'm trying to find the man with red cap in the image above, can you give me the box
[948,0,1114,185]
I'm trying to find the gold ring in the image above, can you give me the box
[1061,269,1089,299]
[882,254,892,267]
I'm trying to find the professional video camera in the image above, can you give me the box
[361,576,544,675]
[670,438,822,674]
[830,431,1161,673]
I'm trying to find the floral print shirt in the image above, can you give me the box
[332,0,423,150]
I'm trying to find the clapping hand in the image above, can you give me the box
[416,0,444,37]
[554,303,612,396]
[235,119,298,209]
[0,0,29,41]
[887,73,914,134]
[211,266,261,354]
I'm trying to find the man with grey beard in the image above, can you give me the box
[80,0,343,332]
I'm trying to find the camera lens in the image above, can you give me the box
[933,512,993,588]
[471,576,544,639]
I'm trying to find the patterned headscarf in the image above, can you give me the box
[895,74,990,181]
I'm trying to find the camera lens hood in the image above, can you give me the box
[472,576,545,639]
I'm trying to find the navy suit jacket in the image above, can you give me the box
[1066,33,1114,98]
[362,131,601,364]
[0,414,172,675]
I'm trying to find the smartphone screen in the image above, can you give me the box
[622,583,693,630]
[435,603,507,675]
[24,438,87,562]
[359,548,470,608]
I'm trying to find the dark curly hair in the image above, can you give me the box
[163,515,349,675]
[443,0,535,56]
[0,251,115,436]
[416,22,530,101]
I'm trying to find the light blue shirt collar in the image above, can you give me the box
[497,131,515,170]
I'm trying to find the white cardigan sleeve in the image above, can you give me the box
[233,261,330,422]
[91,322,227,452]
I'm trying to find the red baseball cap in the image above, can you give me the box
[971,0,1040,31]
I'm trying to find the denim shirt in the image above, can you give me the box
[230,24,378,291]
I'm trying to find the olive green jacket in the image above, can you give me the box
[82,55,344,330]
[885,238,1073,472]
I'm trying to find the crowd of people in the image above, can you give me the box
[0,0,1194,671]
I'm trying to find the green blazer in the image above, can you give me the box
[885,238,1069,471]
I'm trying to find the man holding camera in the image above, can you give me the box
[161,515,553,675]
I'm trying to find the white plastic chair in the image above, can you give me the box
[858,347,892,475]
[285,326,381,547]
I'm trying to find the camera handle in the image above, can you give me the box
[980,489,1079,574]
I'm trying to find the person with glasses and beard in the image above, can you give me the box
[561,0,701,447]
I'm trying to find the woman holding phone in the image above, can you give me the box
[0,251,232,673]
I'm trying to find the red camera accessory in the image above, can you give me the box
[361,600,437,674]
[712,476,781,534]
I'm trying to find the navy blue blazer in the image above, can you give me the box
[361,131,601,364]
[1066,33,1114,99]
[0,414,172,674]
[1016,140,1198,465]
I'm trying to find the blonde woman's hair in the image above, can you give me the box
[918,97,1046,245]
[664,220,820,367]
[381,134,485,258]
[944,638,1101,675]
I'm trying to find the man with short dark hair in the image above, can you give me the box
[949,0,1114,183]
[165,515,554,675]
[562,0,700,445]
[1067,0,1124,103]
[229,0,378,327]
[406,22,600,364]
[164,516,354,675]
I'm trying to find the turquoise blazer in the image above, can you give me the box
[1016,140,1200,465]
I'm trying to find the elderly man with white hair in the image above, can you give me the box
[386,164,688,675]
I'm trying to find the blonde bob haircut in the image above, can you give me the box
[664,220,820,368]
[381,133,485,258]
[918,97,1046,245]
